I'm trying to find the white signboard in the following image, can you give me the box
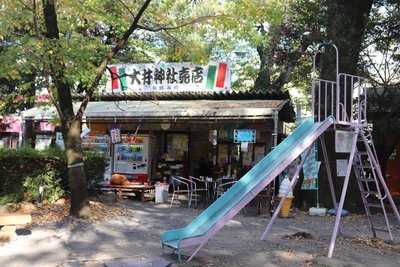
[336,159,349,177]
[105,62,231,93]
[335,130,353,153]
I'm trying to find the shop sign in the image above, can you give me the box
[110,128,121,144]
[234,129,256,143]
[105,62,231,93]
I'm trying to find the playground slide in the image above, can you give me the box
[161,116,334,261]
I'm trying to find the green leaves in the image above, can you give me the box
[0,0,291,111]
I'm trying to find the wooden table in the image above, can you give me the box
[99,183,155,202]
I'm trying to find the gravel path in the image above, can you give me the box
[1,199,399,267]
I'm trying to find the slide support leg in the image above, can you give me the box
[260,146,312,240]
[187,242,205,262]
[328,130,359,258]
[320,135,338,209]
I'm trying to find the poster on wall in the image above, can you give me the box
[301,143,321,190]
[166,134,188,161]
[113,135,149,175]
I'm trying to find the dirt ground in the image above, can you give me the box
[1,198,400,267]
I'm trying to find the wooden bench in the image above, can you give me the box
[0,214,32,241]
[99,183,155,202]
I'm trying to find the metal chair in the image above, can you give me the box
[215,180,236,199]
[175,176,201,208]
[189,176,209,207]
[169,176,191,208]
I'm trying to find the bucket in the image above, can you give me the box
[279,197,294,218]
[155,183,169,203]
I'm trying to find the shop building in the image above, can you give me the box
[22,91,294,182]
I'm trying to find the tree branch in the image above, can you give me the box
[115,0,135,18]
[137,15,223,32]
[16,0,33,11]
[75,0,152,120]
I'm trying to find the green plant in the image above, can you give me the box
[84,152,107,188]
[23,168,65,204]
[0,147,106,205]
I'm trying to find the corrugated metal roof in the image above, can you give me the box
[74,90,290,101]
[23,100,287,120]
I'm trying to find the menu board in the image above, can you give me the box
[113,135,149,174]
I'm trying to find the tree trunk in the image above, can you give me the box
[63,119,89,217]
[41,0,151,216]
[42,0,89,217]
[318,0,374,212]
[254,44,270,92]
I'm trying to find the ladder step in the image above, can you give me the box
[372,227,390,233]
[365,192,385,199]
[358,178,375,182]
[361,164,374,169]
[366,202,383,208]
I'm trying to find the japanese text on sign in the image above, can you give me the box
[105,62,231,93]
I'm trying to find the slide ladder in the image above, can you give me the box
[161,117,334,262]
[354,127,395,240]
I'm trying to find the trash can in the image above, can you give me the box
[155,183,169,203]
[279,196,294,218]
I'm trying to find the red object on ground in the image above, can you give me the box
[386,144,400,197]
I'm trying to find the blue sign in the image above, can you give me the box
[234,129,256,143]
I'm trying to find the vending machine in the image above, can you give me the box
[113,134,150,182]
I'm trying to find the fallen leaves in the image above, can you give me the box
[30,198,129,226]
[350,237,400,253]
